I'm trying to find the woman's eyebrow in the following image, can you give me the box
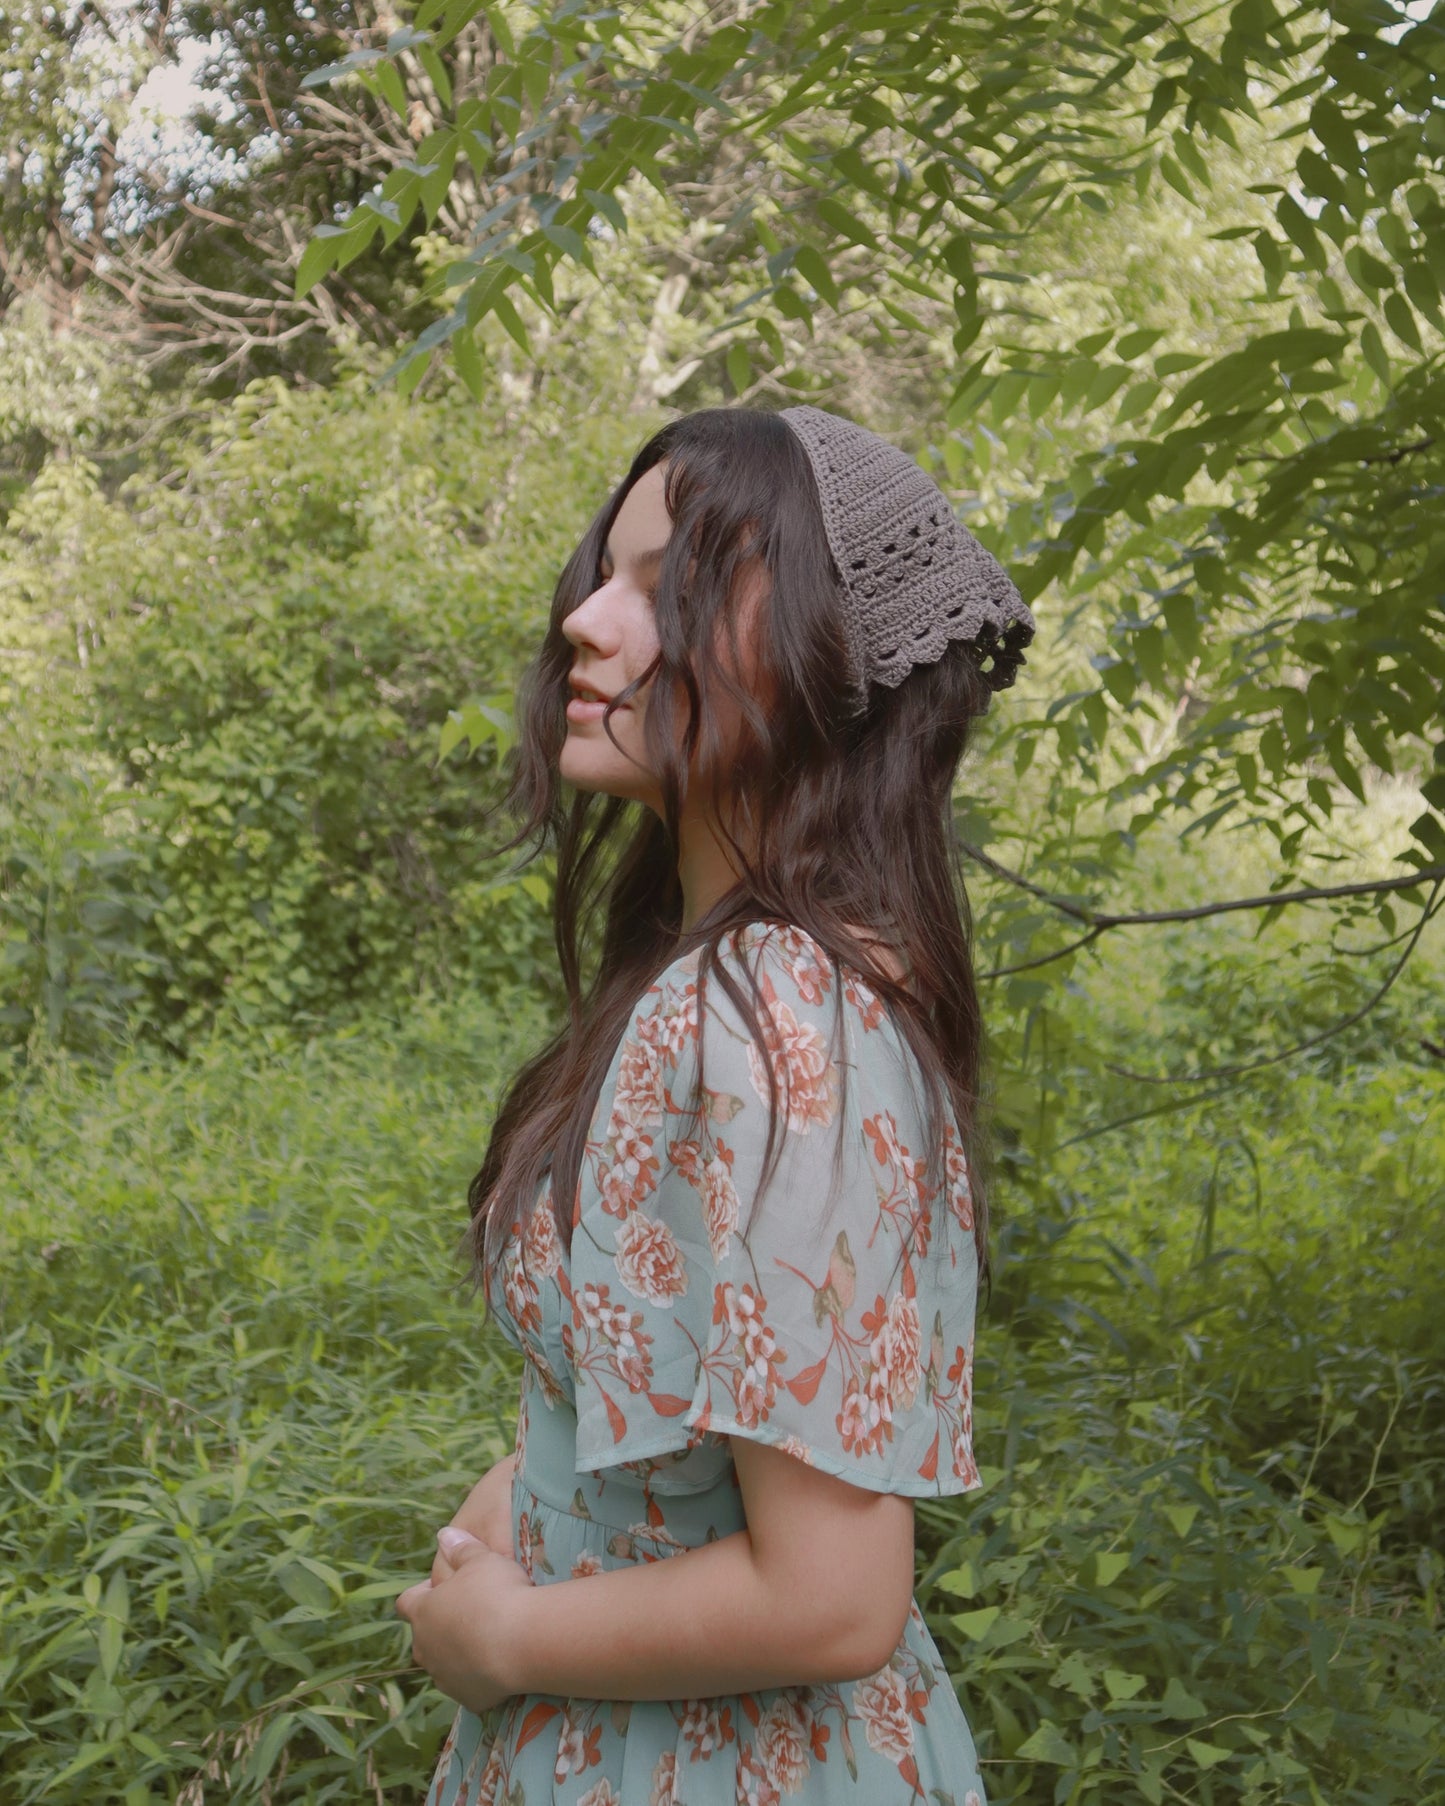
[602,541,669,569]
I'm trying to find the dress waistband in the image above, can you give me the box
[515,1383,654,1533]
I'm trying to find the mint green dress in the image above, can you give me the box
[425,921,987,1806]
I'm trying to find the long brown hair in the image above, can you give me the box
[466,406,1017,1296]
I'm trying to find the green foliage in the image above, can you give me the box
[0,766,163,1062]
[299,0,1444,890]
[0,369,657,1052]
[921,1377,1440,1802]
[2,961,1440,1804]
[0,998,538,1804]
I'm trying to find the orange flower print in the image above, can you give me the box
[873,1292,923,1410]
[570,1550,603,1578]
[772,923,833,1005]
[553,1711,602,1782]
[502,1231,542,1334]
[943,1120,975,1233]
[614,1209,689,1306]
[681,1700,735,1762]
[522,1191,561,1281]
[864,1108,923,1199]
[669,1136,740,1260]
[614,1032,666,1128]
[946,1335,979,1483]
[700,1147,740,1260]
[577,1281,655,1392]
[778,1432,813,1463]
[736,1744,781,1806]
[837,1368,891,1458]
[714,1282,785,1427]
[471,1744,504,1806]
[530,1352,568,1408]
[745,983,838,1132]
[597,1117,660,1217]
[853,1664,915,1762]
[577,1782,621,1806]
[516,1507,551,1578]
[755,1693,814,1792]
[951,1418,979,1487]
[842,969,886,1030]
[649,1750,681,1805]
[641,983,698,1063]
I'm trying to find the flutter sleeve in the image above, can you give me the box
[566,920,983,1498]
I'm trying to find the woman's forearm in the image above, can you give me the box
[499,1526,889,1702]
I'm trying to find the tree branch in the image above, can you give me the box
[1102,879,1444,1085]
[962,840,1445,934]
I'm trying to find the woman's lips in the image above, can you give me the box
[566,697,627,723]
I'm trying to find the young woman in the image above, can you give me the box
[397,403,1036,1806]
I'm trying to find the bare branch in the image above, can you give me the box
[1102,879,1444,1086]
[962,840,1445,932]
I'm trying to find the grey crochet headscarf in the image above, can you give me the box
[779,405,1036,715]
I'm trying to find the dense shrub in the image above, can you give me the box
[0,372,658,1054]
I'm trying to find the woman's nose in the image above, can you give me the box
[561,580,620,651]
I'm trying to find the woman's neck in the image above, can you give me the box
[677,805,748,931]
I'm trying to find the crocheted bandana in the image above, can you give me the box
[779,405,1036,712]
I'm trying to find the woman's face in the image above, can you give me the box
[559,463,768,816]
[558,462,672,811]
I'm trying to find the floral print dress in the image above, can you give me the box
[426,920,987,1806]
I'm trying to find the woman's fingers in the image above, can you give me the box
[395,1579,429,1621]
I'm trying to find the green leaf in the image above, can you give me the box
[1281,1565,1324,1594]
[374,61,408,120]
[1080,1549,1131,1588]
[1116,327,1165,360]
[452,328,485,401]
[794,245,839,309]
[1360,321,1391,386]
[817,196,878,250]
[491,292,532,354]
[949,1605,999,1640]
[276,1558,335,1613]
[1160,1677,1209,1719]
[300,48,384,90]
[1164,1503,1198,1537]
[583,187,628,234]
[1115,379,1162,424]
[246,1712,298,1784]
[1383,290,1421,351]
[1016,1719,1074,1764]
[1158,153,1193,201]
[295,236,337,299]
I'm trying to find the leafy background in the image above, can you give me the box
[2,0,1442,1800]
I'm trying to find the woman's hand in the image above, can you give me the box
[397,1528,533,1715]
[428,1452,516,1587]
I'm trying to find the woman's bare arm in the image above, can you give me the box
[401,1438,915,1708]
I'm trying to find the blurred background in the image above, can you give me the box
[2,0,1442,1799]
